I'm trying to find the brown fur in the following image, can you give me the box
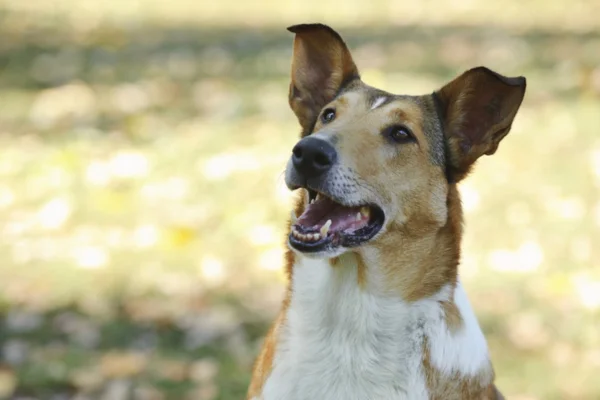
[355,255,368,289]
[247,197,302,398]
[248,23,526,399]
[422,337,500,400]
[329,252,366,289]
[441,298,463,333]
[247,310,284,398]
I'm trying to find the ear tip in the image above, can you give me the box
[507,76,527,92]
[287,24,303,33]
[511,77,527,97]
[286,23,338,36]
[469,66,527,88]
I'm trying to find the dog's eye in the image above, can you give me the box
[321,108,336,124]
[383,125,414,144]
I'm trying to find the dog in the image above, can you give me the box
[247,23,526,400]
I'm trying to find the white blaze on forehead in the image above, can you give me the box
[370,96,388,110]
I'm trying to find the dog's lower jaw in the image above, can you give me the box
[287,238,348,259]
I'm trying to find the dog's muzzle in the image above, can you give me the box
[284,136,385,254]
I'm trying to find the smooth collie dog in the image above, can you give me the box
[247,23,526,400]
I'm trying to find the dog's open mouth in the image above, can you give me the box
[289,189,385,253]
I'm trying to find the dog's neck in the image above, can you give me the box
[259,187,495,399]
[331,184,463,300]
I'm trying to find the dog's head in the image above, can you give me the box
[285,24,526,258]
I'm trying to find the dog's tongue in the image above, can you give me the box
[295,196,370,234]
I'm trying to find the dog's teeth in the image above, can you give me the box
[360,206,370,218]
[291,210,298,224]
[307,233,314,240]
[356,212,362,221]
[316,193,321,201]
[320,219,332,237]
[313,233,320,241]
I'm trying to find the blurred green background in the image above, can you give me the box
[0,0,599,399]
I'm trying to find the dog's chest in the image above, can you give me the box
[261,255,436,400]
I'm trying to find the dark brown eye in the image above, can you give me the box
[321,108,336,123]
[383,125,414,144]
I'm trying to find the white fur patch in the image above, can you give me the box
[260,255,490,400]
[262,254,428,400]
[426,282,491,376]
[371,96,388,110]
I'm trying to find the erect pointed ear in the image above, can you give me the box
[434,67,526,182]
[287,24,360,134]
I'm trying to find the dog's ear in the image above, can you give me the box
[434,67,526,182]
[287,24,360,134]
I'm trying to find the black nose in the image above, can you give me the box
[292,136,337,179]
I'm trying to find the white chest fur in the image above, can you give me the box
[260,254,491,400]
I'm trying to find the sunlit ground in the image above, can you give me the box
[0,1,599,399]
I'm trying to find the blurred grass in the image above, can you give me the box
[0,1,599,399]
